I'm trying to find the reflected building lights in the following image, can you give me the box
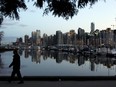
[16,50,116,72]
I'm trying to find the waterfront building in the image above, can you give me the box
[19,37,23,43]
[31,30,41,45]
[66,32,71,44]
[24,35,29,45]
[100,28,114,47]
[42,33,48,47]
[100,30,106,46]
[47,35,55,46]
[89,22,95,46]
[84,32,90,46]
[113,30,116,47]
[15,26,116,49]
[93,29,100,47]
[63,32,72,45]
[53,35,57,45]
[77,28,85,46]
[16,37,23,45]
[90,22,95,34]
[31,31,36,45]
[70,30,76,45]
[105,28,114,47]
[36,30,41,45]
[56,30,63,45]
[62,33,68,44]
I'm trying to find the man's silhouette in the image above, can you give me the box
[9,49,24,84]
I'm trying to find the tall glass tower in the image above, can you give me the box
[36,30,41,45]
[90,22,95,34]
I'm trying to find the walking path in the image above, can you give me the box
[1,80,116,87]
[1,76,116,87]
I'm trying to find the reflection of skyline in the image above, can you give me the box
[24,50,42,64]
[0,55,3,69]
[19,50,116,72]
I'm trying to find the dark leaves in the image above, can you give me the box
[44,0,78,20]
[78,0,99,8]
[35,0,45,8]
[0,0,27,20]
[36,0,100,19]
[0,0,102,24]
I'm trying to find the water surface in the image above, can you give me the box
[0,50,116,76]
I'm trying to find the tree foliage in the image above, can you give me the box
[0,15,3,25]
[0,0,101,24]
[0,0,27,20]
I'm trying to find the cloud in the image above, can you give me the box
[3,22,18,26]
[19,24,28,27]
[0,26,7,29]
[30,10,36,13]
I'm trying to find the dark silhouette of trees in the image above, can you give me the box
[0,15,3,25]
[0,0,101,24]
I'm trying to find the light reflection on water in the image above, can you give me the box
[0,50,116,76]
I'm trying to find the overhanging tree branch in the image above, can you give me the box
[0,0,103,25]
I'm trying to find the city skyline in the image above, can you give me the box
[1,24,116,44]
[13,27,116,49]
[1,0,116,40]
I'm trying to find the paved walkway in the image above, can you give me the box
[1,81,116,87]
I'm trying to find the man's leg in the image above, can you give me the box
[17,70,24,84]
[9,70,15,83]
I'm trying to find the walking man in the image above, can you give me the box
[9,49,24,84]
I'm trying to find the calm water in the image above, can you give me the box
[0,50,116,76]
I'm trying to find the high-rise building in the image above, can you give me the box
[113,30,116,47]
[70,30,76,45]
[105,28,114,46]
[77,28,85,46]
[36,30,41,45]
[90,22,95,34]
[63,33,68,44]
[100,28,114,46]
[24,35,29,45]
[16,37,23,44]
[56,30,63,45]
[78,28,85,37]
[31,31,36,44]
[42,33,48,46]
[31,30,41,45]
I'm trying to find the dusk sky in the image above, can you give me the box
[1,0,116,39]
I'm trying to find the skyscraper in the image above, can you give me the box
[77,28,85,46]
[56,30,63,45]
[70,30,76,45]
[90,22,95,34]
[24,35,29,45]
[36,30,41,45]
[42,33,48,46]
[31,30,41,45]
[31,31,36,45]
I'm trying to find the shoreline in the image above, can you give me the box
[1,76,116,81]
[0,48,13,53]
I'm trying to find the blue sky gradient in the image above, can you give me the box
[1,0,116,38]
